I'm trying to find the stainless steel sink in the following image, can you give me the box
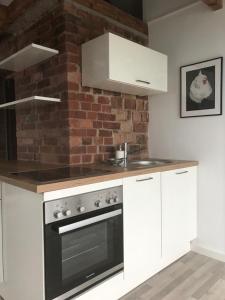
[105,158,176,169]
[127,159,176,168]
[129,160,159,166]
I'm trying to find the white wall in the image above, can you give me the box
[143,0,197,21]
[148,2,225,255]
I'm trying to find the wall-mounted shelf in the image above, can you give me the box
[0,96,61,109]
[0,44,59,72]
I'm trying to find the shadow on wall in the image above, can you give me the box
[104,0,143,19]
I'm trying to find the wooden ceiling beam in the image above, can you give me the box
[0,4,8,22]
[202,0,223,10]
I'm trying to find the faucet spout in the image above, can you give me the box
[123,142,128,167]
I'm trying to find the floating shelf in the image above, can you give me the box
[0,96,61,109]
[0,44,59,72]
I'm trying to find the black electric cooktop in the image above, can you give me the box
[10,166,112,183]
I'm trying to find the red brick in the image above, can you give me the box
[111,97,123,109]
[79,120,93,128]
[86,129,97,136]
[134,123,148,133]
[68,81,79,91]
[71,146,86,154]
[87,112,97,120]
[70,155,81,164]
[99,145,114,153]
[102,105,111,113]
[69,101,80,110]
[98,96,110,104]
[99,130,112,137]
[72,129,87,136]
[69,119,81,128]
[136,99,145,111]
[77,93,94,102]
[104,137,113,145]
[93,121,102,128]
[87,146,97,153]
[92,103,101,112]
[74,111,86,119]
[98,113,115,121]
[82,137,92,145]
[82,154,92,163]
[125,98,136,110]
[103,122,120,130]
[70,136,82,146]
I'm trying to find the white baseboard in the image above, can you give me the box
[191,240,225,262]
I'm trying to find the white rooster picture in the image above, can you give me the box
[189,70,213,103]
[181,57,222,117]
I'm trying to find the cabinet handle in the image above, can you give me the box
[136,80,151,85]
[136,177,153,182]
[175,171,189,175]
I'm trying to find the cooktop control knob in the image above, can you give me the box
[63,209,72,217]
[54,211,63,219]
[95,200,102,208]
[78,206,86,213]
[106,198,114,205]
[114,196,119,203]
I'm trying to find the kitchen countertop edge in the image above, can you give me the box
[0,161,198,194]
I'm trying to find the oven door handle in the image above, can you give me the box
[58,209,122,234]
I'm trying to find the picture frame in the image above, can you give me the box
[180,57,223,118]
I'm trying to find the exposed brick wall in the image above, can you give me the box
[0,110,6,159]
[0,0,149,165]
[13,4,70,164]
[64,0,149,164]
[67,92,149,164]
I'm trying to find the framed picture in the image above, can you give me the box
[180,57,223,118]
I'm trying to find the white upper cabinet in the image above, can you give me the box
[82,33,167,96]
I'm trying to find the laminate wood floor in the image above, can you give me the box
[121,252,225,300]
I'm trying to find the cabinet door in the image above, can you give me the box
[135,47,167,93]
[123,172,161,289]
[0,183,2,283]
[161,167,197,262]
[109,34,167,93]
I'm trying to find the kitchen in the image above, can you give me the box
[0,0,223,299]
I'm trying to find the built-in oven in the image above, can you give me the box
[44,186,123,300]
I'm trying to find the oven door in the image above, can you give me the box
[44,204,123,300]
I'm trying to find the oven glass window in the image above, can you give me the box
[62,222,108,282]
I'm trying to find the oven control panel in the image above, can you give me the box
[44,186,123,224]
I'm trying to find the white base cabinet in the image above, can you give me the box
[0,167,197,300]
[161,167,197,264]
[123,172,161,290]
[76,273,125,300]
[0,183,2,283]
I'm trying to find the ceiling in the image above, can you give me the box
[0,0,13,6]
[143,0,198,21]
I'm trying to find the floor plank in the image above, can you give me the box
[120,252,225,300]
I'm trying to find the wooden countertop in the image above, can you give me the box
[0,159,198,194]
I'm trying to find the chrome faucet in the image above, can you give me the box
[123,142,128,168]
